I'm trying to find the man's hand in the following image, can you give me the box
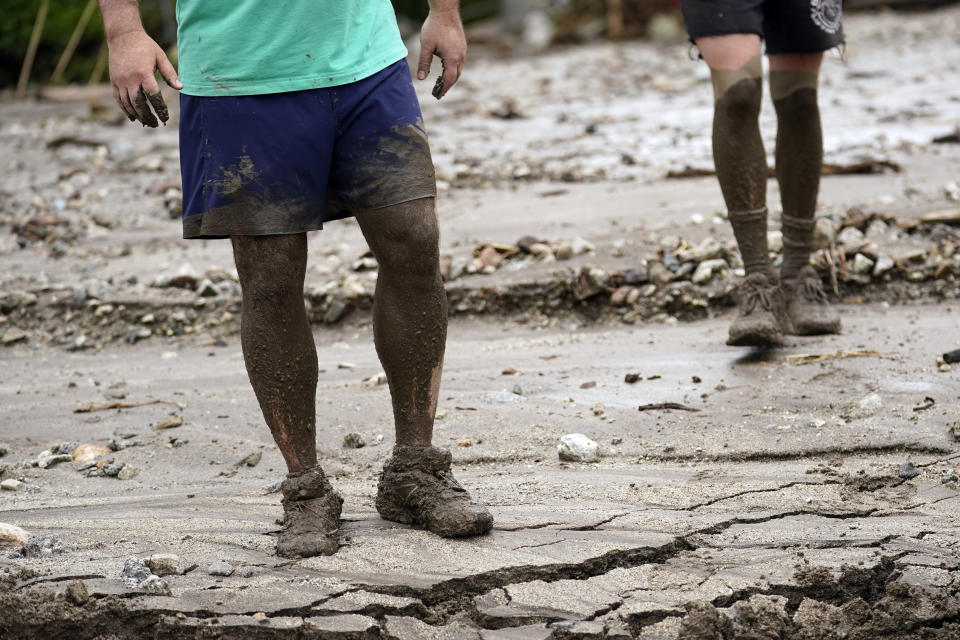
[107,30,182,127]
[417,6,466,100]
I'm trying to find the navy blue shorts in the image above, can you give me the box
[178,60,436,239]
[680,0,844,55]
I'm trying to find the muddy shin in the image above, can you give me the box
[232,233,318,472]
[771,70,821,280]
[710,55,772,276]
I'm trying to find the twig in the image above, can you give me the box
[74,399,179,414]
[16,0,50,99]
[784,350,888,365]
[638,402,700,412]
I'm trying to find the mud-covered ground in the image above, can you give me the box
[1,6,960,640]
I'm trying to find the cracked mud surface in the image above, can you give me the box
[2,7,960,640]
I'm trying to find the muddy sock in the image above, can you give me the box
[232,233,318,472]
[710,56,771,276]
[355,199,447,448]
[771,70,821,281]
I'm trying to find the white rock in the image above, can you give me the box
[558,434,600,463]
[837,226,865,247]
[146,553,182,577]
[570,237,595,256]
[767,230,783,253]
[1,479,22,491]
[137,575,171,596]
[865,218,889,239]
[691,259,728,285]
[872,255,894,277]
[0,522,30,547]
[850,253,875,274]
[849,391,882,419]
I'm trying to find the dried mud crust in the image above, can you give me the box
[726,272,791,347]
[276,466,343,558]
[783,266,842,336]
[376,445,494,538]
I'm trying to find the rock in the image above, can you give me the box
[677,237,723,262]
[898,461,920,480]
[343,433,366,449]
[848,391,882,419]
[610,286,633,306]
[872,254,894,277]
[516,235,542,253]
[573,267,607,300]
[197,279,219,297]
[570,237,595,255]
[554,242,574,260]
[155,414,183,430]
[72,444,112,464]
[511,384,523,396]
[1,479,22,491]
[766,230,783,253]
[323,299,347,324]
[851,253,875,274]
[528,243,553,260]
[481,391,526,404]
[55,442,80,455]
[942,473,958,485]
[137,575,172,596]
[208,560,235,577]
[363,371,388,387]
[448,256,469,280]
[558,434,600,463]
[22,533,64,558]
[37,450,73,469]
[865,218,889,239]
[1,328,27,345]
[0,523,30,547]
[91,209,118,229]
[146,553,182,576]
[117,464,139,480]
[837,226,865,247]
[477,245,504,269]
[648,261,675,286]
[691,259,728,284]
[121,557,152,587]
[65,580,90,606]
[240,451,262,467]
[624,373,640,384]
[101,462,125,477]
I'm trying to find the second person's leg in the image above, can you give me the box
[697,34,789,345]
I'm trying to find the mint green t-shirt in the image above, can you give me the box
[176,1,409,97]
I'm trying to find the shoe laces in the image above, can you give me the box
[798,275,828,303]
[741,277,776,315]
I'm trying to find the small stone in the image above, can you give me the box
[865,218,889,239]
[72,444,112,463]
[155,414,183,430]
[691,259,728,284]
[850,253,875,274]
[343,433,366,449]
[37,450,73,469]
[624,373,640,384]
[197,279,218,297]
[65,580,89,606]
[837,226,865,247]
[137,575,171,596]
[240,451,262,467]
[766,230,783,253]
[122,558,152,587]
[558,434,600,463]
[208,560,235,577]
[898,461,920,480]
[511,384,523,396]
[941,473,959,485]
[1,328,27,345]
[481,391,526,404]
[252,611,267,620]
[872,255,894,277]
[323,300,347,324]
[570,237,595,255]
[501,367,517,375]
[939,363,952,373]
[848,391,882,419]
[1,479,22,491]
[477,245,504,269]
[610,285,633,306]
[146,553,181,576]
[458,439,472,447]
[447,256,469,279]
[0,523,30,547]
[611,437,623,445]
[580,381,597,389]
[117,464,139,480]
[101,462,124,477]
[94,304,115,317]
[23,533,64,558]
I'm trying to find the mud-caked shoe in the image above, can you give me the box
[277,466,343,558]
[726,271,790,346]
[782,266,841,335]
[376,445,493,537]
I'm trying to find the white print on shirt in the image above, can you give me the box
[810,0,842,34]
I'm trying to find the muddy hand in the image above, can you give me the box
[107,30,182,127]
[418,6,466,99]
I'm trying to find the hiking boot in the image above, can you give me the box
[726,271,790,346]
[782,266,841,335]
[277,466,343,558]
[376,446,493,537]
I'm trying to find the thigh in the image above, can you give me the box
[326,60,437,218]
[764,0,844,54]
[695,34,762,71]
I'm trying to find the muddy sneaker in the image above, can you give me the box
[726,271,790,346]
[782,266,841,335]
[277,466,343,558]
[376,446,493,537]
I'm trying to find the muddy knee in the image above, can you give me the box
[361,201,441,279]
[232,235,307,307]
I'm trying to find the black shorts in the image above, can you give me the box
[680,0,844,55]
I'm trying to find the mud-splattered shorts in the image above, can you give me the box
[680,0,844,55]
[178,60,436,239]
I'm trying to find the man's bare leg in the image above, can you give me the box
[697,34,790,346]
[770,53,841,335]
[232,233,341,557]
[355,198,493,537]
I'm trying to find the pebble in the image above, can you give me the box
[511,384,523,396]
[0,522,30,547]
[155,414,183,430]
[72,443,112,463]
[343,433,366,449]
[558,434,600,463]
[942,473,959,485]
[1,328,27,345]
[65,580,90,606]
[837,226,865,247]
[898,461,920,480]
[570,237,595,255]
[22,533,64,558]
[481,391,526,404]
[624,373,640,384]
[691,259,728,284]
[37,450,73,469]
[240,451,262,467]
[851,253,875,274]
[121,557,152,587]
[208,560,235,577]
[848,391,882,419]
[117,464,139,480]
[1,479,22,491]
[146,553,181,576]
[137,575,172,596]
[872,254,894,277]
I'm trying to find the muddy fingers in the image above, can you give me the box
[134,86,159,128]
[146,89,169,125]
